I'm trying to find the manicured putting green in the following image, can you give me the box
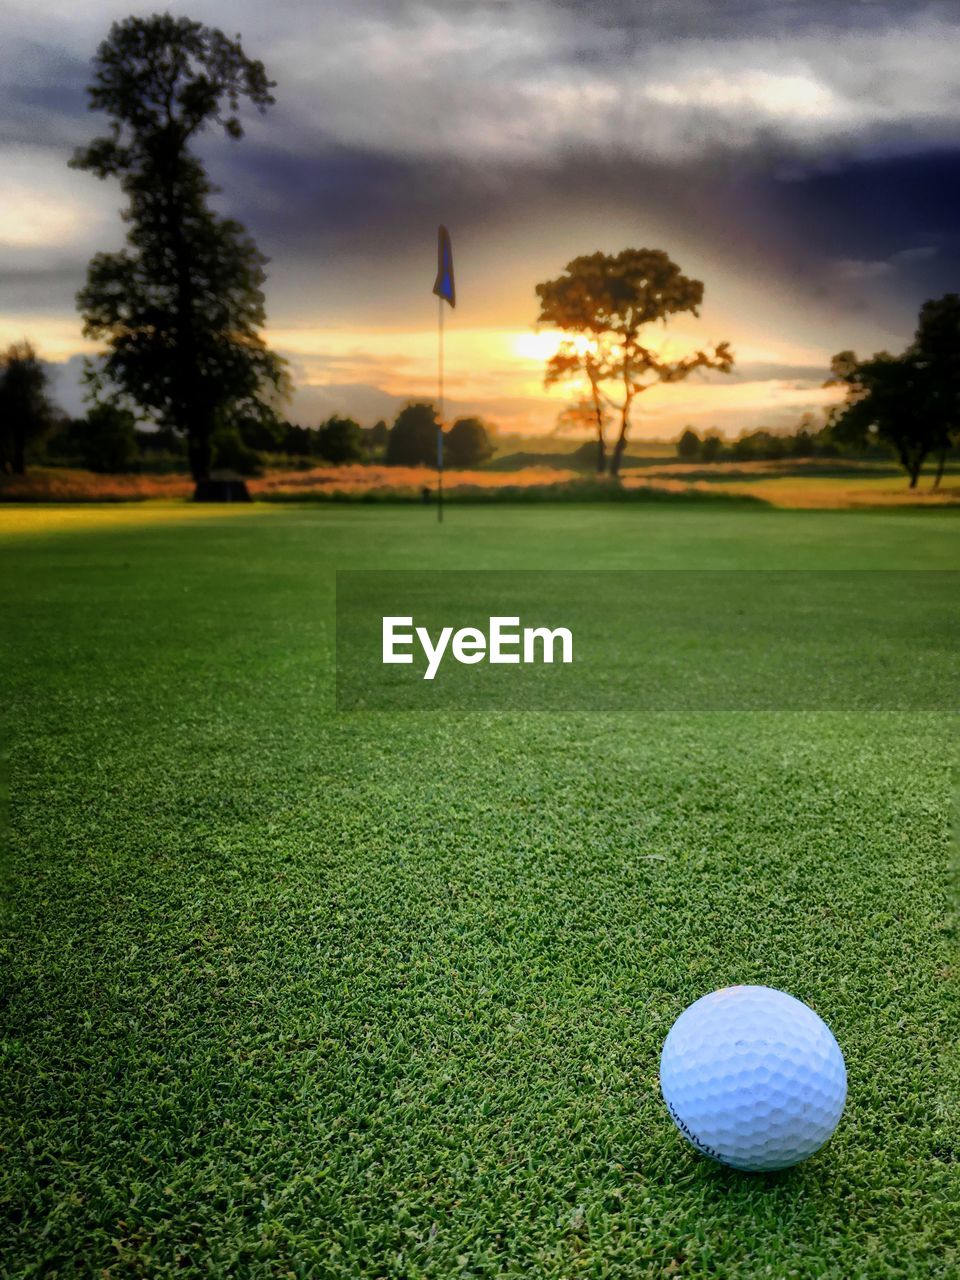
[2,503,957,1278]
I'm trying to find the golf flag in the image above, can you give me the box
[432,224,455,308]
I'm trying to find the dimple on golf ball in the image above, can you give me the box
[659,985,846,1172]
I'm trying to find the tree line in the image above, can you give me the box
[673,415,901,465]
[676,420,845,464]
[0,356,495,476]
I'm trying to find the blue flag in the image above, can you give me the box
[432,225,455,308]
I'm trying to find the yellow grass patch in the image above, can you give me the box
[2,459,957,515]
[251,463,579,496]
[0,501,275,540]
[619,461,960,508]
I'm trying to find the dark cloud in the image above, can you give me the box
[0,45,89,148]
[549,0,959,36]
[764,150,960,260]
[754,150,960,327]
[225,133,959,333]
[369,0,958,40]
[0,263,86,310]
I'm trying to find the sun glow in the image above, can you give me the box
[512,331,600,362]
[512,331,562,362]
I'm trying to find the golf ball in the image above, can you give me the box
[660,985,846,1172]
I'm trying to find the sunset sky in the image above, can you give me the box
[2,0,959,438]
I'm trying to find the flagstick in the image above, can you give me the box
[437,291,444,524]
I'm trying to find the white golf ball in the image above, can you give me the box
[660,985,847,1172]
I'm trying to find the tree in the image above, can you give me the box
[444,417,494,468]
[676,427,700,460]
[828,350,934,487]
[281,423,314,457]
[78,402,138,472]
[535,249,733,475]
[829,295,960,488]
[699,432,723,462]
[731,433,756,462]
[366,420,389,450]
[737,429,785,461]
[316,415,364,464]
[0,342,56,474]
[386,402,439,466]
[70,15,288,490]
[911,294,960,488]
[235,413,285,454]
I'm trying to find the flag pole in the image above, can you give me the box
[437,291,444,524]
[432,224,453,524]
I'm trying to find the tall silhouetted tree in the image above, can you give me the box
[912,294,960,488]
[0,342,56,474]
[830,295,960,488]
[535,249,733,475]
[828,351,931,487]
[71,15,288,490]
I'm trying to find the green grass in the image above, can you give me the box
[2,503,957,1278]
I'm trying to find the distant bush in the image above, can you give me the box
[699,433,723,462]
[0,341,57,474]
[282,423,315,456]
[133,426,187,473]
[43,405,139,472]
[212,428,263,476]
[444,417,494,468]
[237,415,285,454]
[77,403,138,473]
[40,416,82,467]
[676,427,700,459]
[570,440,605,471]
[681,418,884,464]
[729,437,749,461]
[316,415,364,464]
[386,402,439,466]
[364,420,389,452]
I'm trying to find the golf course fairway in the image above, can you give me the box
[2,502,957,1278]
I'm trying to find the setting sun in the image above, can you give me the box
[511,331,563,362]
